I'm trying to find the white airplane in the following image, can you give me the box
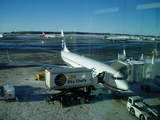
[103,35,130,42]
[61,30,128,92]
[7,30,129,92]
[0,34,3,38]
[42,32,56,38]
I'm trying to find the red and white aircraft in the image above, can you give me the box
[42,32,56,38]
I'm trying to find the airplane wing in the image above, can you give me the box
[6,51,65,69]
[105,49,126,65]
[104,59,121,65]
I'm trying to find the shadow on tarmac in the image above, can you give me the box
[0,64,40,70]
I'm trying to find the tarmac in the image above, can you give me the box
[0,37,160,120]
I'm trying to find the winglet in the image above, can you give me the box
[61,29,64,37]
[61,30,69,52]
[123,49,126,60]
[123,49,126,57]
[6,50,12,62]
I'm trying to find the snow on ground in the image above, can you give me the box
[0,51,137,120]
[0,48,159,120]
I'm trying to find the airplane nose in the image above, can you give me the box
[123,81,129,90]
[116,80,129,91]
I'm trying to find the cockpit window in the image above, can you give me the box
[116,77,124,80]
[111,76,124,80]
[111,76,116,80]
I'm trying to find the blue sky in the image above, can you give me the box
[0,0,160,36]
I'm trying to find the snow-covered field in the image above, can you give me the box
[0,43,159,120]
[0,50,138,120]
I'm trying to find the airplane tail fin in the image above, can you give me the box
[123,49,126,57]
[42,32,46,37]
[118,49,126,60]
[61,30,69,52]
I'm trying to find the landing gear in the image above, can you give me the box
[140,85,151,92]
[145,87,151,92]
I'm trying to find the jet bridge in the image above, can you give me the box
[111,57,160,92]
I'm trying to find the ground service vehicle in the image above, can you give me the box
[45,68,108,106]
[3,85,16,102]
[127,96,159,120]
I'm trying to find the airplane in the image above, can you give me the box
[7,30,129,92]
[0,33,30,39]
[0,34,3,38]
[61,30,129,92]
[103,35,130,42]
[42,32,56,38]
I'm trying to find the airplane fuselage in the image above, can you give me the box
[42,32,55,38]
[61,50,129,92]
[45,35,55,38]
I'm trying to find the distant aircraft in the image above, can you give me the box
[0,33,9,39]
[141,37,160,41]
[0,34,3,38]
[7,30,129,92]
[103,35,130,42]
[42,32,56,38]
[0,32,23,39]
